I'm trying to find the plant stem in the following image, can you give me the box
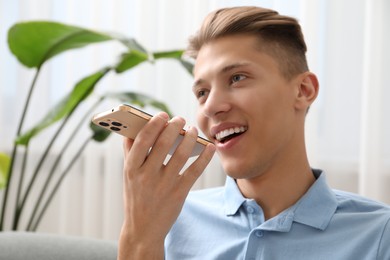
[26,98,104,230]
[15,145,29,222]
[0,68,41,230]
[0,146,18,230]
[14,67,110,230]
[30,136,92,231]
[13,111,74,230]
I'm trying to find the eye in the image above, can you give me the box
[230,74,246,84]
[194,89,209,103]
[197,90,206,98]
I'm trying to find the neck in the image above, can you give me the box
[236,157,315,220]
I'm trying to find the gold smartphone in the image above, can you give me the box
[91,104,212,157]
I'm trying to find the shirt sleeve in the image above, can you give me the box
[378,216,390,260]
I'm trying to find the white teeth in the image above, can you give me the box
[215,126,246,142]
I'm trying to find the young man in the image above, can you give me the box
[118,6,390,259]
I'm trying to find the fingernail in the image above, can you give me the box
[157,112,169,121]
[186,126,198,135]
[169,116,185,124]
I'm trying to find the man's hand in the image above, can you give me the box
[117,112,215,260]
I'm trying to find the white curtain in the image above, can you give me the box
[0,0,389,240]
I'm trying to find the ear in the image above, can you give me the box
[294,72,319,111]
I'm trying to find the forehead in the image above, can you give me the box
[193,34,279,79]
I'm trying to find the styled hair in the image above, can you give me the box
[186,6,309,80]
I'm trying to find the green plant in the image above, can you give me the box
[0,21,192,231]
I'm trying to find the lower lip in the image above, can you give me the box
[216,133,244,151]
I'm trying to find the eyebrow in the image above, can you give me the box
[221,62,251,73]
[192,79,204,90]
[192,62,251,89]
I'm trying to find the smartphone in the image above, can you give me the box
[91,104,212,157]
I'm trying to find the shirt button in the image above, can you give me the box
[246,206,255,214]
[255,230,264,238]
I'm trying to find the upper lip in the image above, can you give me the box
[210,123,248,141]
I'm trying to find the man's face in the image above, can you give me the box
[193,34,303,179]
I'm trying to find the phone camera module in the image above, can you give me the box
[111,121,122,126]
[110,126,121,131]
[99,122,110,127]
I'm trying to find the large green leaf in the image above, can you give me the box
[105,92,173,116]
[16,68,110,145]
[153,50,184,60]
[8,21,114,68]
[115,37,148,54]
[152,50,194,75]
[0,153,10,189]
[115,49,191,74]
[178,58,194,75]
[115,50,149,73]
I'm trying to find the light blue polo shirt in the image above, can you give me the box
[165,170,390,259]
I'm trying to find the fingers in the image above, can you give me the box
[123,137,134,157]
[180,143,216,190]
[146,117,186,171]
[126,112,170,169]
[120,110,216,254]
[123,109,216,188]
[164,126,198,174]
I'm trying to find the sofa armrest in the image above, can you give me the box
[0,231,117,260]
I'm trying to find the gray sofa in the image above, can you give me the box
[0,231,117,260]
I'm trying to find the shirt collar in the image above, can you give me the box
[223,169,338,231]
[290,169,338,230]
[223,177,246,216]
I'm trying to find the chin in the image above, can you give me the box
[222,158,266,180]
[222,161,248,179]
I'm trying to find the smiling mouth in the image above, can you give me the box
[215,126,247,143]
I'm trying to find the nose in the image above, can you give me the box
[201,87,231,119]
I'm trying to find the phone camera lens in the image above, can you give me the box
[112,121,122,126]
[99,122,110,127]
[110,126,121,131]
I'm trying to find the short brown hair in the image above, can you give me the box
[187,6,309,80]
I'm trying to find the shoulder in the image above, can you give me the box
[185,186,225,209]
[332,189,390,233]
[327,190,390,259]
[169,186,226,235]
[333,189,390,214]
[171,186,228,223]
